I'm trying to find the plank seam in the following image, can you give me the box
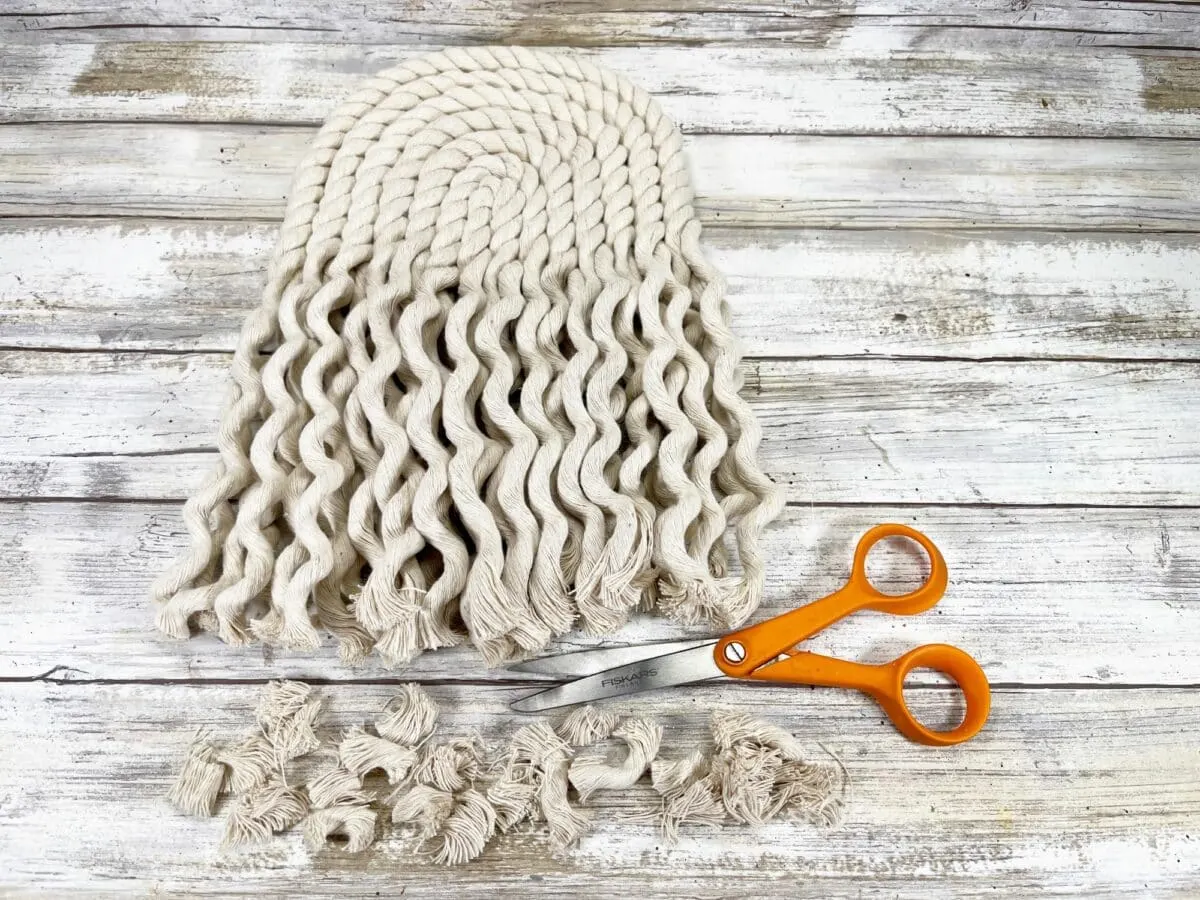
[7,670,1199,690]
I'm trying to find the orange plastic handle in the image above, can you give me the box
[713,524,991,746]
[739,644,991,746]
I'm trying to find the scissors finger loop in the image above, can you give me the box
[849,523,948,616]
[875,644,991,747]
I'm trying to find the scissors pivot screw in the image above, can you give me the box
[722,641,747,664]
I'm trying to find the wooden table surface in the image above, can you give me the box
[2,3,1199,897]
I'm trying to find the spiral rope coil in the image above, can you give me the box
[151,47,781,667]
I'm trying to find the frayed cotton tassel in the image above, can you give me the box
[429,790,497,865]
[568,717,662,802]
[390,784,456,839]
[650,750,708,797]
[496,722,588,849]
[376,684,438,746]
[708,712,843,827]
[167,732,226,816]
[412,738,485,793]
[338,727,419,783]
[486,778,538,832]
[710,743,780,825]
[303,803,378,853]
[266,696,323,762]
[540,753,589,850]
[223,778,308,847]
[769,758,845,825]
[255,680,314,731]
[306,763,372,809]
[711,711,806,758]
[216,733,276,794]
[556,706,619,747]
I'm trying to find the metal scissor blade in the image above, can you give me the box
[509,642,724,713]
[505,639,714,678]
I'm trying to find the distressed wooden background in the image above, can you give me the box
[2,2,1199,897]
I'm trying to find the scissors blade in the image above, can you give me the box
[509,642,724,713]
[506,639,714,678]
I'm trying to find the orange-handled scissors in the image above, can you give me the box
[509,524,991,746]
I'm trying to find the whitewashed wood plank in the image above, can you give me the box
[6,42,1200,138]
[5,219,1198,359]
[1,501,1196,684]
[1,352,1196,504]
[3,0,1199,49]
[1,682,1197,898]
[3,124,1199,230]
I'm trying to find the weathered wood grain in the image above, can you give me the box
[1,682,1197,898]
[6,42,1200,138]
[3,124,1200,230]
[4,219,1198,359]
[3,0,1200,50]
[2,501,1195,684]
[1,351,1196,504]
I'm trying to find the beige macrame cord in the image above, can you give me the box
[151,46,782,667]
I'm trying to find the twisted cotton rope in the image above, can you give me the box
[151,46,781,667]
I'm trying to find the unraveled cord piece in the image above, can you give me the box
[648,711,845,840]
[568,716,663,801]
[556,705,619,747]
[377,684,439,746]
[224,778,308,848]
[150,46,782,668]
[489,720,589,850]
[303,803,379,853]
[339,728,419,784]
[306,763,372,809]
[166,731,225,817]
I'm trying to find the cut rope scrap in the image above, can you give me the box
[306,763,372,809]
[303,803,379,853]
[568,716,663,802]
[338,728,420,784]
[412,738,487,793]
[377,684,440,746]
[223,778,308,848]
[556,705,620,747]
[216,734,275,794]
[167,687,843,862]
[390,784,457,839]
[166,731,225,817]
[150,46,781,669]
